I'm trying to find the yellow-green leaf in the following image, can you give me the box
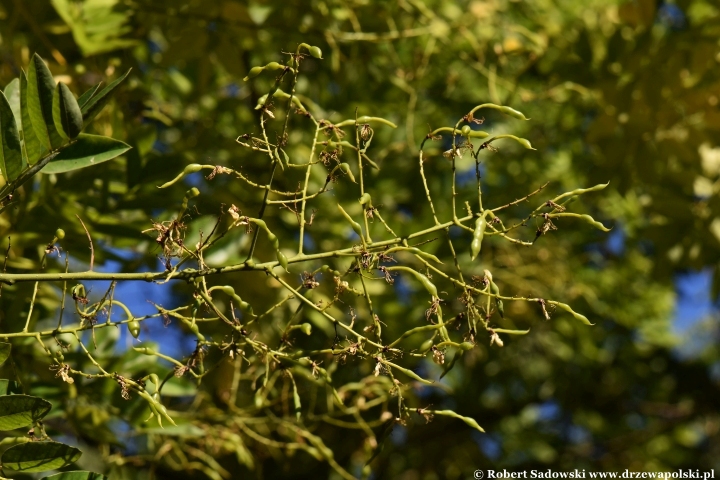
[1,441,81,473]
[41,134,131,174]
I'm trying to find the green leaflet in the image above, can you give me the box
[53,83,83,140]
[41,134,131,174]
[3,79,21,123]
[0,91,24,181]
[27,54,64,150]
[42,471,108,480]
[81,68,131,127]
[20,71,47,164]
[77,82,102,109]
[1,441,81,473]
[0,395,52,431]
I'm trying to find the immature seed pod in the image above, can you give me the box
[55,228,65,240]
[470,215,487,261]
[277,250,289,271]
[554,302,593,325]
[264,62,283,71]
[133,346,157,355]
[308,46,323,59]
[127,319,141,339]
[159,163,205,188]
[337,205,363,239]
[385,266,438,298]
[419,339,434,353]
[300,323,312,335]
[358,193,372,207]
[498,105,529,120]
[461,125,471,136]
[243,66,264,81]
[459,341,475,351]
[489,281,505,319]
[337,163,356,183]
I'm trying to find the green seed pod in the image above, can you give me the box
[320,265,341,277]
[55,228,65,240]
[308,46,323,59]
[459,342,475,351]
[337,205,364,239]
[498,105,530,120]
[496,298,505,318]
[127,319,140,339]
[300,323,312,335]
[485,271,504,319]
[133,346,157,355]
[177,187,200,220]
[243,66,264,81]
[358,193,372,207]
[554,302,593,325]
[385,266,438,297]
[337,163,356,183]
[468,130,490,139]
[159,163,205,188]
[277,250,289,271]
[470,216,487,261]
[461,125,471,136]
[419,339,434,353]
[265,62,283,71]
[488,134,535,150]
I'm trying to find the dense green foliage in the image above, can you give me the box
[0,0,719,478]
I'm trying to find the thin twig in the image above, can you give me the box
[76,215,94,271]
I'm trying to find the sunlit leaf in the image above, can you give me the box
[27,54,63,149]
[0,92,24,181]
[0,395,52,430]
[77,82,102,109]
[41,134,131,174]
[3,78,21,124]
[1,441,81,473]
[20,71,48,164]
[81,69,131,127]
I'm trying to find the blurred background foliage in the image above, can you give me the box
[0,0,719,478]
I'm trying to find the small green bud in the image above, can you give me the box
[300,323,312,335]
[55,228,65,240]
[127,319,141,339]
